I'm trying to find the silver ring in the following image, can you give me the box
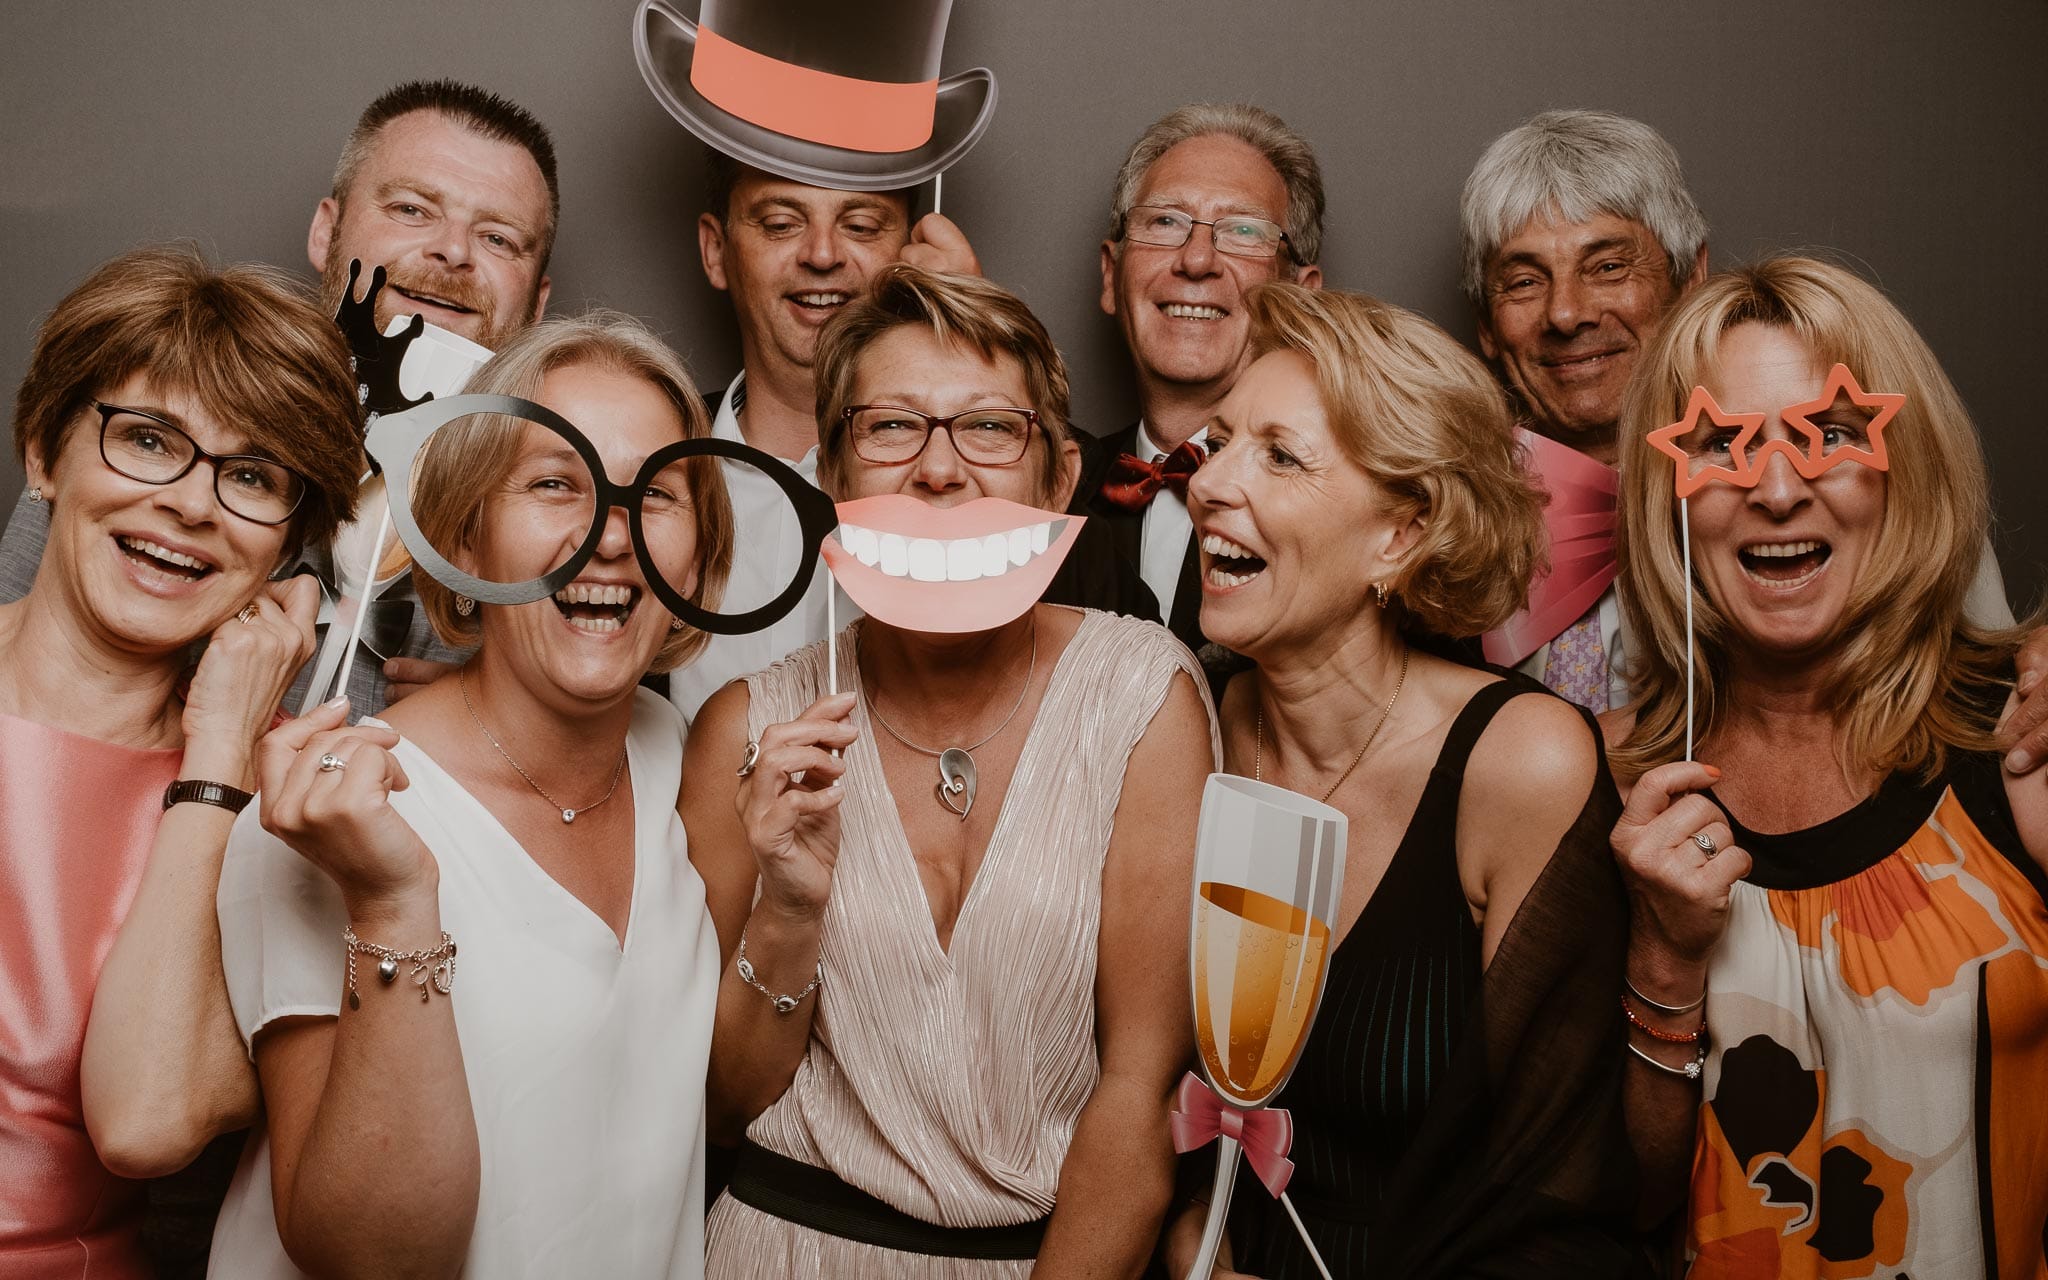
[1692,831,1719,858]
[236,602,259,624]
[318,752,348,773]
[736,740,761,779]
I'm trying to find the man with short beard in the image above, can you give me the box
[0,80,558,712]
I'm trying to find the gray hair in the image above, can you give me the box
[1459,109,1707,306]
[1108,103,1326,270]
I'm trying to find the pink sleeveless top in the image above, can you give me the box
[0,711,180,1279]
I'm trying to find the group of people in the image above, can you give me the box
[2,72,2045,1280]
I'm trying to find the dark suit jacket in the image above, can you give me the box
[1066,422,1204,654]
[1038,423,1167,627]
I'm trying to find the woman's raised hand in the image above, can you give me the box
[1610,761,1752,972]
[257,698,435,915]
[180,575,320,765]
[736,692,858,921]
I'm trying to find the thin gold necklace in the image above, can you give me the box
[1255,645,1410,803]
[459,669,627,824]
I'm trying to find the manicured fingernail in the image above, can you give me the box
[2009,748,2036,773]
[1702,764,1722,778]
[324,694,350,709]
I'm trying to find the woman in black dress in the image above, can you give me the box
[1162,283,1641,1277]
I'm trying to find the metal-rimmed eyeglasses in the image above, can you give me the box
[93,401,307,526]
[1120,205,1291,260]
[842,405,1046,466]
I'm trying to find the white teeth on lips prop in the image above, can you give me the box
[822,494,1085,633]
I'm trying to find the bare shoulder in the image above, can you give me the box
[1466,686,1601,813]
[679,680,751,808]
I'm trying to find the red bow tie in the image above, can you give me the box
[1099,439,1204,512]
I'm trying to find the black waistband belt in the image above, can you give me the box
[724,1138,1048,1260]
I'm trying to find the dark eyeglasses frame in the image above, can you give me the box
[92,401,307,527]
[1118,206,1294,262]
[841,404,1046,466]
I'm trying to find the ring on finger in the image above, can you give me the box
[737,740,761,779]
[1692,831,1719,858]
[236,602,260,624]
[317,752,349,773]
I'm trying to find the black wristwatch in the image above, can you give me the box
[162,779,256,814]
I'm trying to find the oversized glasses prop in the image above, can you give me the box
[1645,364,1901,757]
[1176,775,1346,1280]
[321,393,836,706]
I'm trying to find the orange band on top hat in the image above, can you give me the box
[691,26,938,154]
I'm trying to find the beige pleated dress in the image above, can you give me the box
[704,609,1209,1278]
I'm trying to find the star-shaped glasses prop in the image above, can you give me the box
[1646,364,1901,498]
[365,393,837,633]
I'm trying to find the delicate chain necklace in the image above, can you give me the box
[864,617,1038,821]
[459,669,627,824]
[1256,644,1410,803]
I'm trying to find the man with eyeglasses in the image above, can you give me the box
[0,80,558,716]
[1081,103,1326,657]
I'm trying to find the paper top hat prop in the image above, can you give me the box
[634,0,998,191]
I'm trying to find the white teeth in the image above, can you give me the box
[1745,540,1823,558]
[848,521,1064,581]
[907,538,946,582]
[553,583,638,606]
[119,536,208,570]
[564,615,624,634]
[794,292,848,306]
[1163,303,1226,320]
[1205,565,1263,589]
[841,525,880,566]
[878,532,909,576]
[1201,533,1259,560]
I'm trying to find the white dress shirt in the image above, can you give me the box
[1132,420,1206,624]
[667,374,855,725]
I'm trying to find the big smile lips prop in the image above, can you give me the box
[1645,364,1902,758]
[821,494,1082,635]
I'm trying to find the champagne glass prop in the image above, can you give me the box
[1176,774,1346,1280]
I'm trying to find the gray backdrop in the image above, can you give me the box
[3,0,2042,607]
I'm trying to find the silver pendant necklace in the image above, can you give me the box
[864,617,1038,821]
[460,669,627,823]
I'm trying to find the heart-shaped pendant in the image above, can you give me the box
[938,748,976,821]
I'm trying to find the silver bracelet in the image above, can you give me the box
[1625,975,1706,1015]
[343,926,456,1010]
[735,927,823,1015]
[1626,1037,1707,1081]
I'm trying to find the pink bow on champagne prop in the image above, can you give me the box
[1170,1072,1296,1198]
[1482,429,1618,667]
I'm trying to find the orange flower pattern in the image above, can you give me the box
[1689,785,2048,1277]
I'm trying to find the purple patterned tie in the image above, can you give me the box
[1542,609,1609,712]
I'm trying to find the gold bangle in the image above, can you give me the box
[344,926,457,1010]
[734,927,822,1015]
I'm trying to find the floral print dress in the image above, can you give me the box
[1687,754,2048,1278]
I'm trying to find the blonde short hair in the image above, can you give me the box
[813,265,1073,501]
[411,312,733,673]
[1611,256,2016,781]
[1244,282,1544,638]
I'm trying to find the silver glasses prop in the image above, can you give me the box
[1176,774,1346,1280]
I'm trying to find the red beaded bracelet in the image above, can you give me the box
[1622,995,1706,1044]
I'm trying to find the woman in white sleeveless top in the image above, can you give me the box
[207,314,734,1278]
[684,267,1216,1277]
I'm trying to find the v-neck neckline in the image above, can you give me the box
[849,613,1092,962]
[374,715,645,954]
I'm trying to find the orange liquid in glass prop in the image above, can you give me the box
[1193,881,1332,1106]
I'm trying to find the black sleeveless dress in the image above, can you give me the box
[1229,674,1642,1278]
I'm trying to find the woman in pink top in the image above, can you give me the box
[0,246,363,1277]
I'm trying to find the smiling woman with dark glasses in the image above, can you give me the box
[0,245,361,1275]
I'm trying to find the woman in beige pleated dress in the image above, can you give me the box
[682,266,1215,1278]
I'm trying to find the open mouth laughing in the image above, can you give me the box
[552,580,640,634]
[117,534,217,584]
[1201,532,1266,589]
[1736,538,1831,589]
[789,290,851,320]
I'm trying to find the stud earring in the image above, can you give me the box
[455,595,475,617]
[26,487,42,504]
[670,618,686,632]
[1372,581,1390,608]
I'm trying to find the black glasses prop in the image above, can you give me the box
[1120,206,1291,260]
[94,402,307,526]
[842,404,1044,466]
[367,393,837,634]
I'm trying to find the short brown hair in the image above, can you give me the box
[1611,255,2017,781]
[13,244,363,561]
[410,311,733,674]
[813,265,1073,500]
[332,80,560,269]
[1243,282,1545,638]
